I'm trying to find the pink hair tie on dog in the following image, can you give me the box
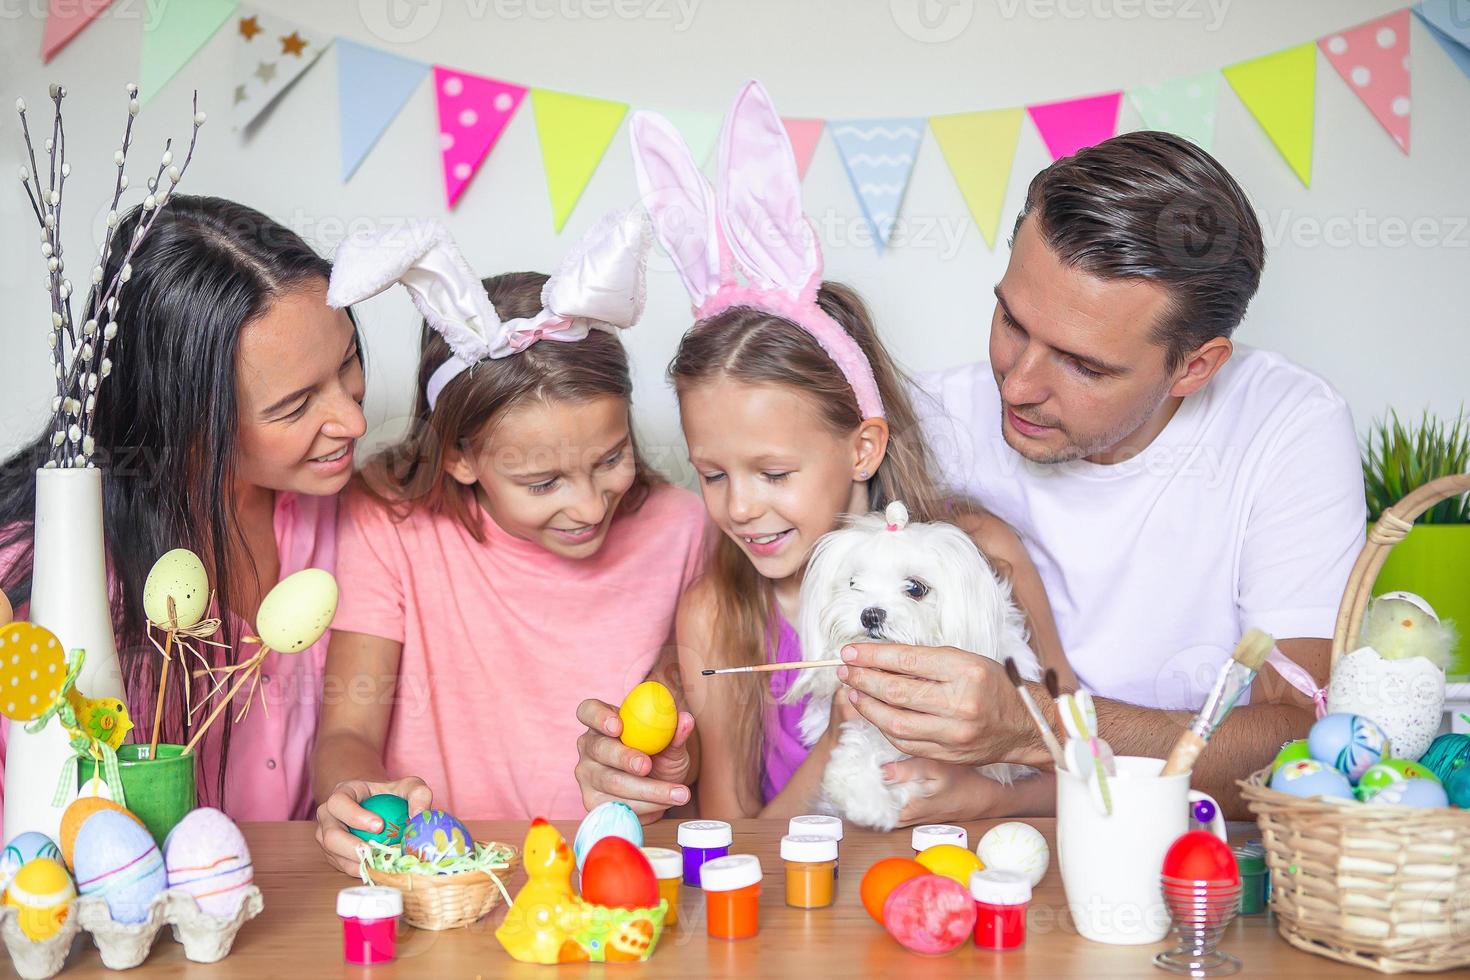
[630,80,885,421]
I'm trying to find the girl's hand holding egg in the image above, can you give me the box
[315,775,434,877]
[575,696,696,823]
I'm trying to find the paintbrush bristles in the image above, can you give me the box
[1233,628,1275,671]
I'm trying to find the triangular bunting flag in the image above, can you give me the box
[782,117,825,180]
[138,0,237,105]
[1127,71,1221,150]
[336,39,428,182]
[41,0,112,63]
[530,89,627,232]
[1319,10,1411,153]
[231,6,331,131]
[828,118,924,254]
[1416,1,1470,83]
[659,109,722,166]
[1026,92,1121,160]
[1223,43,1317,186]
[928,108,1023,249]
[434,68,527,209]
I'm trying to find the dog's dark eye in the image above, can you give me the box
[904,579,929,599]
[848,577,856,589]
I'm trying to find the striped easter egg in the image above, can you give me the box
[164,807,254,918]
[73,810,166,924]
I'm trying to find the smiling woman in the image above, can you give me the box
[0,195,366,820]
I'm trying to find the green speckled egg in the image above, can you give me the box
[1271,739,1311,774]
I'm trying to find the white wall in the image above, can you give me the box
[2,0,1467,478]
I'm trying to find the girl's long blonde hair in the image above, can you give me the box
[669,282,969,795]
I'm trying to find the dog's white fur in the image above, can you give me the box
[782,502,1040,830]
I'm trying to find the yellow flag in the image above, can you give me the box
[929,108,1024,249]
[531,89,628,232]
[1223,43,1317,187]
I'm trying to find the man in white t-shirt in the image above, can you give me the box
[837,131,1367,815]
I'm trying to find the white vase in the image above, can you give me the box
[3,467,127,841]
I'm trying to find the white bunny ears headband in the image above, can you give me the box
[631,80,885,420]
[326,208,651,409]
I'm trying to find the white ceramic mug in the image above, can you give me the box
[1057,755,1227,945]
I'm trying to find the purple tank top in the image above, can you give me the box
[762,612,812,803]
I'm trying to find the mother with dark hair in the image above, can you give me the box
[0,195,366,820]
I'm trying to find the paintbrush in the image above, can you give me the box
[1160,628,1275,777]
[1003,657,1066,770]
[702,658,845,676]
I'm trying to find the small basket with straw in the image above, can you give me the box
[358,840,520,931]
[1239,473,1470,974]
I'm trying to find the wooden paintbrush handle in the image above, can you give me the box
[1160,730,1206,777]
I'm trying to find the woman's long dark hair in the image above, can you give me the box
[0,195,340,806]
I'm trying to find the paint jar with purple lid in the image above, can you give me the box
[678,820,733,887]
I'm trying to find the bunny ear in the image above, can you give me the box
[629,110,724,307]
[328,219,500,365]
[718,80,820,295]
[541,207,652,330]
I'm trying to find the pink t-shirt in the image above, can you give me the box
[332,482,708,820]
[0,491,336,821]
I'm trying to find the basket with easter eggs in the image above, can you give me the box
[1238,473,1470,974]
[495,811,668,964]
[0,800,262,979]
[356,803,519,932]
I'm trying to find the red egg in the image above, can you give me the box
[1161,831,1239,884]
[882,874,977,956]
[579,836,659,910]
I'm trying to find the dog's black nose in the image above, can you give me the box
[860,607,887,631]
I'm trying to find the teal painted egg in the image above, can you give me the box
[74,809,166,923]
[1446,766,1470,809]
[1269,759,1355,800]
[164,807,254,918]
[573,801,643,872]
[1,832,62,891]
[1373,779,1449,808]
[402,809,471,865]
[350,794,410,846]
[1308,713,1388,782]
[1271,739,1311,774]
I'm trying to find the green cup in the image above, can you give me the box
[78,743,196,845]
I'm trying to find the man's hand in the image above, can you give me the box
[574,699,694,824]
[838,643,1046,767]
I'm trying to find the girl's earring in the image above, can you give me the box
[857,470,870,481]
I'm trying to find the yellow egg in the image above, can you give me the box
[143,548,210,630]
[255,568,338,654]
[618,681,677,756]
[916,843,984,887]
[4,857,75,941]
[0,623,67,722]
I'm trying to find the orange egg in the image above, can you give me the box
[860,857,929,925]
[60,796,143,869]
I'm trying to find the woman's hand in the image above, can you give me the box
[315,775,432,876]
[574,699,695,824]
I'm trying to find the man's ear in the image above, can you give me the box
[1169,336,1233,398]
[443,441,480,486]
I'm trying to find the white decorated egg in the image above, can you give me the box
[164,807,254,917]
[73,809,166,923]
[255,568,338,653]
[143,548,210,630]
[1327,646,1445,763]
[976,821,1049,887]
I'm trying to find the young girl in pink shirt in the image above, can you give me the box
[313,213,706,874]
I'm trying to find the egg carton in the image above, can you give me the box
[0,885,263,978]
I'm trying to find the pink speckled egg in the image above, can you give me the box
[882,873,977,955]
[164,807,254,917]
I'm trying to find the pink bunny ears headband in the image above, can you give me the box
[631,81,885,420]
[326,208,651,409]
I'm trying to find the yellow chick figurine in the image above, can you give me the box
[64,689,134,751]
[1361,593,1456,667]
[496,818,590,964]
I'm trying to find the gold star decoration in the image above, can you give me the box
[254,61,277,84]
[234,84,248,105]
[280,31,308,57]
[238,16,261,41]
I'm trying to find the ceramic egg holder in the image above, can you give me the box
[0,886,262,978]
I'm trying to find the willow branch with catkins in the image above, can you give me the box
[14,83,206,469]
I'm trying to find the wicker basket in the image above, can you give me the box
[1239,473,1470,973]
[363,846,520,931]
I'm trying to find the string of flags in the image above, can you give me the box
[35,0,1470,253]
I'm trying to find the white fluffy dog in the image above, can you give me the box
[782,501,1040,830]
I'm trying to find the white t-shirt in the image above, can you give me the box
[914,346,1367,711]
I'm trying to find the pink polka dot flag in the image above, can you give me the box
[433,66,528,208]
[1318,9,1412,153]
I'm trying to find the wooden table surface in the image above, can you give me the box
[11,818,1376,978]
